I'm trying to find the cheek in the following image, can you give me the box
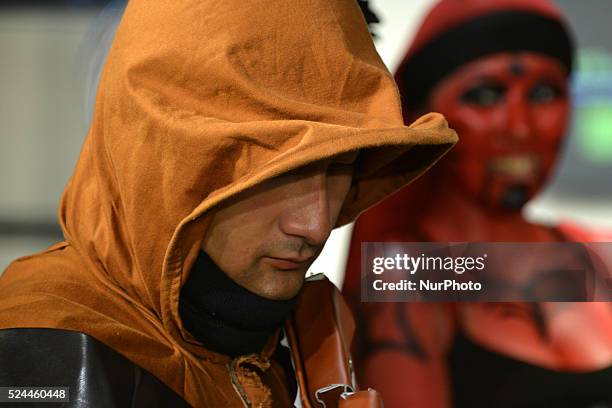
[530,103,568,179]
[327,172,353,220]
[531,101,569,145]
[430,89,506,152]
[444,106,506,155]
[203,212,262,272]
[431,102,503,197]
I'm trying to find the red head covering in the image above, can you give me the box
[396,0,574,115]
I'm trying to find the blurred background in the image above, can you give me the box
[1,0,611,281]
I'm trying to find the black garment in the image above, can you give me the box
[449,332,612,408]
[0,328,191,408]
[179,251,298,357]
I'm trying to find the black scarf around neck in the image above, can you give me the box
[178,251,298,357]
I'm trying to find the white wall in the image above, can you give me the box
[0,9,98,271]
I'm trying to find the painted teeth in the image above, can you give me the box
[491,156,538,177]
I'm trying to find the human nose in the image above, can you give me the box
[505,89,531,142]
[278,170,332,247]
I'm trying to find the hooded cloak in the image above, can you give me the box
[0,0,456,405]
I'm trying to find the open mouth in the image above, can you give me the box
[489,155,540,179]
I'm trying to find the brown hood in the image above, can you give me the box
[0,0,456,405]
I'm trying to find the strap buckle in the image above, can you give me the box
[315,383,355,408]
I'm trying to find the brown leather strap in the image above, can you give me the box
[285,319,313,408]
[287,275,368,408]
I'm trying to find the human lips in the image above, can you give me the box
[263,255,314,271]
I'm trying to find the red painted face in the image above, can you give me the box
[428,52,570,210]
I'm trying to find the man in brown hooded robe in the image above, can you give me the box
[0,0,456,406]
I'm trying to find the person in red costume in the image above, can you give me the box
[344,1,612,407]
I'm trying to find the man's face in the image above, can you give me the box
[428,52,569,209]
[202,152,357,300]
